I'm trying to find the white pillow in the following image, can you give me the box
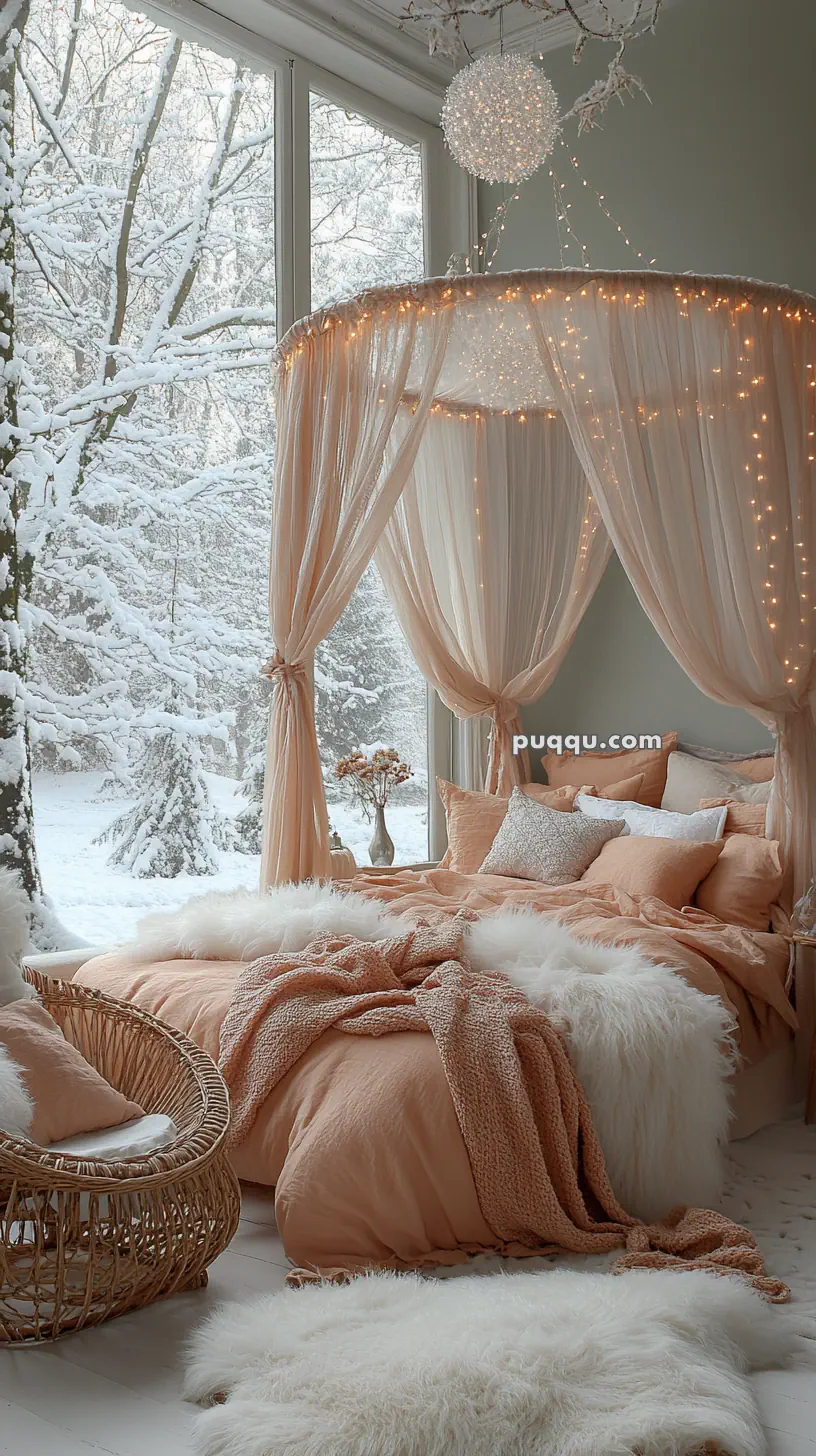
[575,792,727,842]
[479,788,625,884]
[661,752,772,814]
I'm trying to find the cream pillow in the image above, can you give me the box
[661,752,772,814]
[479,788,625,884]
[575,792,727,843]
[47,1113,178,1160]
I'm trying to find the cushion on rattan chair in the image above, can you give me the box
[46,1112,178,1161]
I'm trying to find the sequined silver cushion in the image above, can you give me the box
[478,787,626,884]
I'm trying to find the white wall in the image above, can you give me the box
[480,0,815,763]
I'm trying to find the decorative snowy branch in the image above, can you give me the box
[402,0,662,129]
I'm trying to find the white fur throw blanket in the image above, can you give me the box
[0,1045,33,1140]
[0,868,34,1008]
[134,884,736,1221]
[0,869,36,1139]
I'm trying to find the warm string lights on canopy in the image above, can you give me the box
[269,269,816,897]
[463,304,549,410]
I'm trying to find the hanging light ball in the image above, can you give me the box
[441,54,560,186]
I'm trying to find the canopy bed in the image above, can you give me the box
[260,267,816,901]
[74,268,814,1280]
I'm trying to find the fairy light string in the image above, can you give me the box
[279,274,816,684]
[473,139,657,274]
[562,145,658,267]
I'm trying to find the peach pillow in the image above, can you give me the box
[543,733,677,809]
[694,834,784,931]
[0,999,144,1145]
[581,835,723,910]
[728,756,775,783]
[580,773,645,802]
[700,797,767,837]
[437,779,579,875]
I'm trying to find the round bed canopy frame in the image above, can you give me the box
[262,268,816,905]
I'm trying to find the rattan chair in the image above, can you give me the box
[0,969,241,1343]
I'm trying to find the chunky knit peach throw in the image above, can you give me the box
[219,920,787,1300]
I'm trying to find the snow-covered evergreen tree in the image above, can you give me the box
[317,564,428,800]
[100,692,224,878]
[234,744,265,854]
[0,0,430,932]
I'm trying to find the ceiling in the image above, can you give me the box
[317,0,670,61]
[154,0,678,127]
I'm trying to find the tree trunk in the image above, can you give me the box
[0,0,42,907]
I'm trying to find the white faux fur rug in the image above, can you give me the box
[185,1267,799,1456]
[132,886,735,1221]
[186,1121,816,1455]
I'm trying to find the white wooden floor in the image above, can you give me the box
[1,1184,814,1455]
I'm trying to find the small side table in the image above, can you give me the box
[792,935,816,1122]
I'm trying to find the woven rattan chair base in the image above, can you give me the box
[1,971,241,1344]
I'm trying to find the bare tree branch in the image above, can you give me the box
[102,34,182,383]
[54,0,82,119]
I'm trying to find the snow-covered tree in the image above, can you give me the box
[14,10,277,779]
[0,0,430,933]
[234,743,265,854]
[310,92,424,308]
[100,689,225,878]
[318,564,428,800]
[0,0,67,943]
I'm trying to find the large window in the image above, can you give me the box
[310,91,430,864]
[9,0,437,942]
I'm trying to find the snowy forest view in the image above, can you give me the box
[0,0,429,945]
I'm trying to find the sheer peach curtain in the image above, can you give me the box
[526,274,816,898]
[262,303,452,885]
[376,405,610,794]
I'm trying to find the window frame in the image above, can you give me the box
[136,0,475,859]
[138,0,475,335]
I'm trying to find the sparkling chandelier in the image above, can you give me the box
[440,53,560,185]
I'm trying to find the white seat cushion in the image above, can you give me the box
[46,1113,178,1160]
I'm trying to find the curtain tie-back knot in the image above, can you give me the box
[260,654,307,689]
[491,697,519,726]
[261,653,306,681]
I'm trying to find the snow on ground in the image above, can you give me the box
[33,771,428,945]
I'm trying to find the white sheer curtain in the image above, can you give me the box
[526,275,816,898]
[454,715,491,792]
[376,405,610,794]
[262,302,452,885]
